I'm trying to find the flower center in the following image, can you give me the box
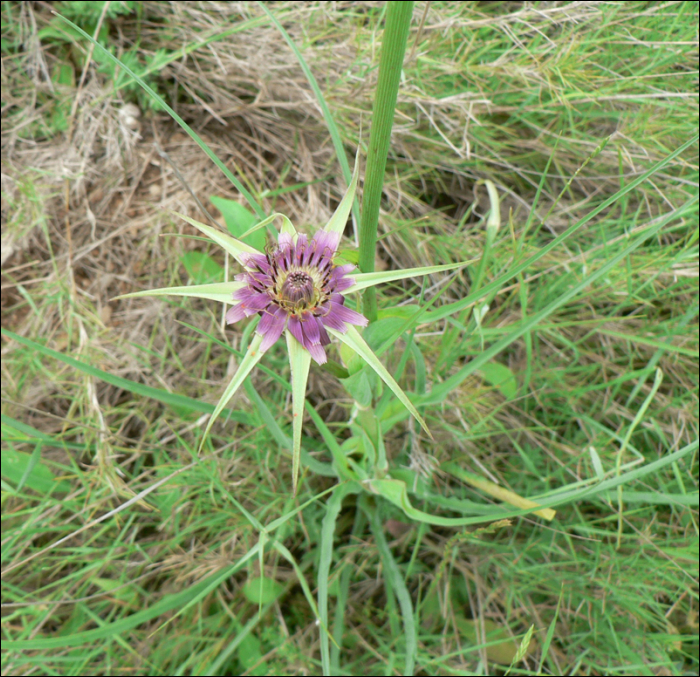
[279,270,317,310]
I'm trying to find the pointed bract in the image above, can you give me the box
[327,325,432,439]
[286,330,312,496]
[198,333,265,454]
[341,260,475,295]
[324,152,360,236]
[114,281,246,304]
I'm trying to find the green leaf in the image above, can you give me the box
[210,196,267,251]
[113,280,245,304]
[343,260,474,295]
[456,617,527,665]
[236,631,266,675]
[340,369,373,408]
[362,317,410,353]
[328,326,431,439]
[242,575,285,605]
[2,447,72,494]
[286,330,312,495]
[318,483,361,675]
[336,248,359,265]
[175,211,262,265]
[418,197,698,406]
[180,251,224,284]
[478,362,518,400]
[198,333,265,453]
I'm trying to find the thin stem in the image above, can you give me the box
[359,1,413,323]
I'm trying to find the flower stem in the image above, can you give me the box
[359,1,413,323]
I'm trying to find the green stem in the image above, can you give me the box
[359,1,413,323]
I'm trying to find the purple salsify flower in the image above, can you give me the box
[225,230,368,364]
[116,154,467,492]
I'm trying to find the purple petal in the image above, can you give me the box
[295,234,309,264]
[313,315,331,345]
[307,343,327,364]
[312,230,341,254]
[257,306,280,335]
[278,232,294,249]
[248,271,273,288]
[330,274,355,293]
[300,313,320,344]
[287,315,307,348]
[226,303,247,324]
[332,263,355,276]
[322,301,368,332]
[244,253,269,270]
[258,307,287,352]
[241,291,273,314]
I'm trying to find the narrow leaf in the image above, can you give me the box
[286,330,312,495]
[327,325,431,438]
[443,463,556,521]
[114,281,245,304]
[319,483,361,675]
[198,333,265,453]
[174,211,262,264]
[342,260,474,295]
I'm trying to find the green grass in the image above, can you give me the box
[2,2,698,675]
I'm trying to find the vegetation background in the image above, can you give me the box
[2,1,698,675]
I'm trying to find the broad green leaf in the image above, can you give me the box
[286,330,312,495]
[456,617,529,665]
[198,333,265,454]
[340,369,373,408]
[342,260,474,294]
[327,325,431,439]
[113,281,245,304]
[362,317,411,353]
[215,205,297,245]
[180,251,224,284]
[2,447,72,494]
[335,248,359,265]
[478,362,518,400]
[175,211,262,265]
[236,630,266,676]
[324,152,360,236]
[242,575,285,605]
[210,196,267,250]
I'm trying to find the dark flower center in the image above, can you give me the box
[280,270,316,309]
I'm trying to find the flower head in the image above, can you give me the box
[116,154,470,494]
[225,230,367,364]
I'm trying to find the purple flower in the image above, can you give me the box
[225,230,367,364]
[117,153,469,494]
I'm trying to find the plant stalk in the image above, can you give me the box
[359,1,413,323]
